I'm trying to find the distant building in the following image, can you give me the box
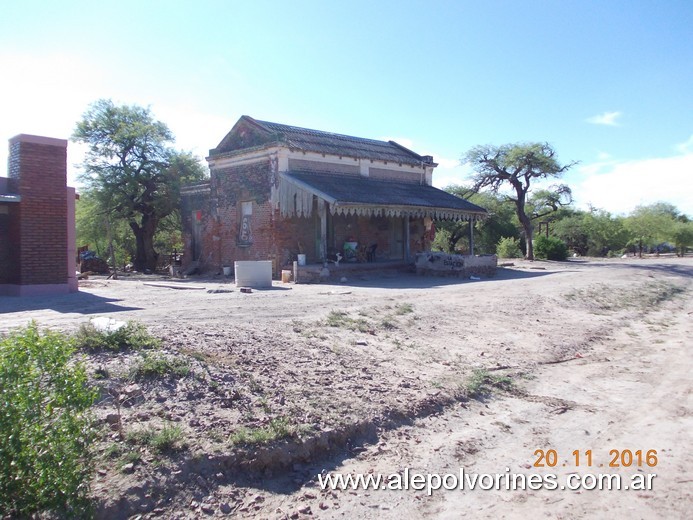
[181,116,486,274]
[0,135,77,296]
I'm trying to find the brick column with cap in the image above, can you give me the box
[0,134,77,296]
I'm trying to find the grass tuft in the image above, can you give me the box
[229,417,296,446]
[324,310,372,333]
[463,369,514,398]
[126,423,185,454]
[394,303,414,315]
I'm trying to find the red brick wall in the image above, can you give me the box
[10,136,68,285]
[183,157,430,273]
[0,207,13,283]
[184,160,281,273]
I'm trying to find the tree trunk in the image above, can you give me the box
[513,189,534,260]
[521,217,534,260]
[130,213,159,272]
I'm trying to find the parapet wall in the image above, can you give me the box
[414,252,497,278]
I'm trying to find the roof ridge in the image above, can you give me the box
[254,119,404,147]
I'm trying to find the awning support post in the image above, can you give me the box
[318,200,327,261]
[469,219,475,256]
[404,217,410,261]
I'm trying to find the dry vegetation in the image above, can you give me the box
[1,257,691,519]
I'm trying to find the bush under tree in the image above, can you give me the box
[496,237,523,258]
[534,235,568,261]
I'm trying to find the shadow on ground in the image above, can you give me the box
[584,260,693,279]
[332,266,565,289]
[0,291,142,315]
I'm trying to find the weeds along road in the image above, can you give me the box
[0,257,691,518]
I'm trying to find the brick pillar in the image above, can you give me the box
[3,134,74,296]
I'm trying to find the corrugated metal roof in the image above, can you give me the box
[253,119,431,166]
[285,171,487,215]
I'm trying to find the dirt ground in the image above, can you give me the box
[1,257,691,519]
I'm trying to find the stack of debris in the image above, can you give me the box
[79,251,110,274]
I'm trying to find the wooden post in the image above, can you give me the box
[469,218,475,256]
[318,201,327,262]
[404,217,410,261]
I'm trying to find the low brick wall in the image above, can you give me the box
[414,252,497,278]
[293,261,409,284]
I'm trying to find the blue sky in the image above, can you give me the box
[1,0,691,215]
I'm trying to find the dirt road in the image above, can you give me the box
[1,257,691,518]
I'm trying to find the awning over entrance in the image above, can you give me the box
[277,172,487,221]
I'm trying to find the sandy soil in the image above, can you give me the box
[0,257,691,519]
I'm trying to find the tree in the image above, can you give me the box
[672,221,693,256]
[73,100,207,271]
[552,208,629,256]
[624,203,677,257]
[464,143,577,260]
[75,191,134,267]
[432,188,520,254]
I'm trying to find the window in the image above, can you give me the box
[238,201,253,246]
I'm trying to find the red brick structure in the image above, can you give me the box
[181,117,486,275]
[0,134,77,296]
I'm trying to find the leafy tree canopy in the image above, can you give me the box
[624,202,680,257]
[73,99,207,271]
[464,142,577,260]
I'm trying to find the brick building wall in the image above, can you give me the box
[183,160,282,272]
[0,134,77,296]
[182,155,432,274]
[0,206,13,283]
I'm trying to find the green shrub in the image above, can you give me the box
[496,236,522,258]
[0,324,96,517]
[74,320,160,352]
[128,352,190,380]
[534,235,569,260]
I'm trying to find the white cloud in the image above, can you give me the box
[586,111,622,126]
[432,160,473,189]
[675,135,693,153]
[434,157,461,169]
[597,151,612,161]
[382,136,415,150]
[571,153,693,216]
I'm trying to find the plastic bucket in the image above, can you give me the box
[297,254,306,266]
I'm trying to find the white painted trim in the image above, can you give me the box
[207,146,283,169]
[285,149,429,174]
